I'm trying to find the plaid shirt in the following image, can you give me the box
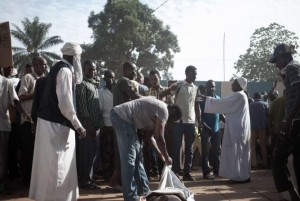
[149,85,174,104]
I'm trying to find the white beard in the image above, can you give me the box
[73,55,83,84]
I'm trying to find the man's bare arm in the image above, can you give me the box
[153,117,172,165]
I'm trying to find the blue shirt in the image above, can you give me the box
[200,94,220,133]
[249,99,268,129]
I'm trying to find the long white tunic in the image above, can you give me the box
[204,91,251,181]
[29,67,83,201]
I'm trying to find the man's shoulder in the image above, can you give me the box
[115,77,129,86]
[289,60,300,67]
[54,60,69,67]
[0,75,11,86]
[117,76,128,82]
[50,61,70,73]
[22,73,32,79]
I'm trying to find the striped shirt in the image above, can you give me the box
[76,76,101,127]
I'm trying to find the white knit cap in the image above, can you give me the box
[61,42,82,56]
[237,77,247,89]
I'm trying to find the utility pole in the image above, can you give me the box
[223,32,226,81]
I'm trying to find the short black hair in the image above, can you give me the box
[167,104,182,122]
[32,56,45,66]
[83,60,94,70]
[149,69,161,78]
[123,61,135,71]
[185,65,197,74]
[25,63,33,68]
[104,69,114,77]
[253,92,262,99]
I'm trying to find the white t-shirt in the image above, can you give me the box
[0,75,19,131]
[99,86,113,126]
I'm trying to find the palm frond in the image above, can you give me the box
[39,36,63,50]
[12,16,63,66]
[11,25,31,47]
[12,47,26,53]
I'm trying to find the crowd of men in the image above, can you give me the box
[0,42,299,201]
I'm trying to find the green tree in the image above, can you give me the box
[83,0,180,77]
[233,23,299,82]
[11,17,63,72]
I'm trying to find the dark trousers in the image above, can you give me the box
[271,120,300,193]
[0,132,9,188]
[8,123,21,180]
[77,130,99,184]
[100,126,115,181]
[20,122,35,185]
[201,128,221,175]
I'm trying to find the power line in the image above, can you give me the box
[151,0,169,14]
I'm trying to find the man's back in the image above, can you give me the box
[0,76,18,131]
[113,97,168,130]
[249,100,268,129]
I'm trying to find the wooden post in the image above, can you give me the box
[0,21,13,68]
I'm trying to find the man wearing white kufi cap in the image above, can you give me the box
[29,42,86,201]
[200,77,251,182]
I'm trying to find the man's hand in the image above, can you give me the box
[77,127,86,139]
[281,120,292,135]
[23,113,33,123]
[169,83,180,91]
[198,124,203,134]
[164,156,172,166]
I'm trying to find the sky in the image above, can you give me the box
[1,0,300,81]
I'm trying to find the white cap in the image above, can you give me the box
[237,77,247,89]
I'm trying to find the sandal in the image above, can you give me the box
[204,173,214,180]
[80,181,101,189]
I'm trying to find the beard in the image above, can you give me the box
[73,55,83,84]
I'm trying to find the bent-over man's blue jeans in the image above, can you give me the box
[110,110,149,201]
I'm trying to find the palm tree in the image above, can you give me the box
[11,17,63,72]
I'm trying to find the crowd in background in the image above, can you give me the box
[0,42,299,201]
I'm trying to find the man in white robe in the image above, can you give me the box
[202,77,251,182]
[29,42,86,201]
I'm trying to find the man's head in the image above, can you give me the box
[123,61,137,80]
[198,85,206,95]
[167,104,182,122]
[268,43,295,70]
[232,77,247,92]
[149,69,161,88]
[103,69,115,89]
[206,80,216,96]
[11,68,18,77]
[136,71,144,84]
[24,64,34,75]
[82,60,96,79]
[32,56,47,76]
[253,92,262,100]
[185,65,197,83]
[3,66,13,78]
[61,42,83,84]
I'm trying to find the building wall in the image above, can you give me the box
[163,80,285,98]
